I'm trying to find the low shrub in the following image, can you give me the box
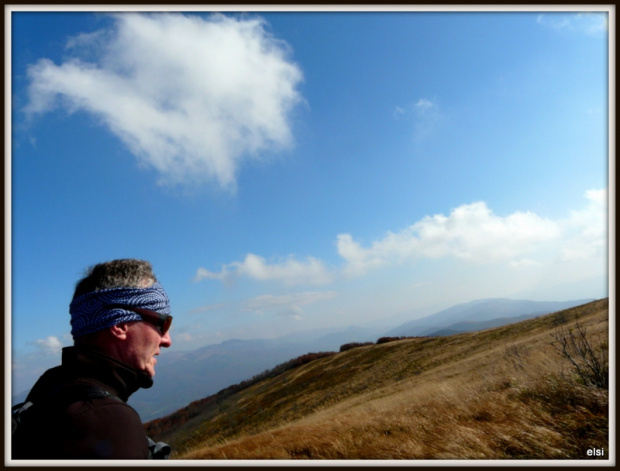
[340,342,374,352]
[376,336,421,344]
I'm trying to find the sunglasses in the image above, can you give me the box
[106,304,173,335]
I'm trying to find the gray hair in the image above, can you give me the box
[72,259,157,300]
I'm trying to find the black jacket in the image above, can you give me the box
[12,346,154,459]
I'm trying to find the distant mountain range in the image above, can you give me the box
[12,297,596,422]
[384,298,594,337]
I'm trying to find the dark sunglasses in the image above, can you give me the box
[106,304,173,335]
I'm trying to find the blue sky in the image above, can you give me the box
[9,7,611,394]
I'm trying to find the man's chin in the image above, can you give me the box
[146,359,157,377]
[141,364,156,378]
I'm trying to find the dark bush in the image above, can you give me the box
[377,336,405,344]
[340,342,374,352]
[376,335,427,344]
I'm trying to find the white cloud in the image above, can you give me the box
[195,253,334,286]
[559,188,607,261]
[188,303,227,314]
[509,258,542,269]
[336,233,388,277]
[173,332,194,343]
[24,13,304,190]
[413,98,441,141]
[394,97,442,141]
[338,202,561,276]
[536,13,608,36]
[393,105,406,119]
[243,291,337,320]
[414,98,435,113]
[32,335,64,355]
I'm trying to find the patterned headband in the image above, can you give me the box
[69,281,171,338]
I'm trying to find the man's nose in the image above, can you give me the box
[160,330,172,348]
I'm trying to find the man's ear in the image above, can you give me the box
[109,322,130,340]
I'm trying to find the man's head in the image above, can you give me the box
[70,259,172,377]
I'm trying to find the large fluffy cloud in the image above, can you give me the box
[195,190,607,285]
[25,13,304,190]
[559,189,607,261]
[338,201,562,276]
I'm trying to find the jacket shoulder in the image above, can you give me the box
[57,397,150,459]
[14,382,149,459]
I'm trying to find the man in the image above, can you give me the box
[12,259,173,459]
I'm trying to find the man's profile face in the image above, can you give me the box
[120,321,172,377]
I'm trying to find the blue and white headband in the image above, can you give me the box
[69,282,171,338]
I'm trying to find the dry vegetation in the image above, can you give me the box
[147,299,609,461]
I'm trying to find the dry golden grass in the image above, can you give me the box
[157,299,609,461]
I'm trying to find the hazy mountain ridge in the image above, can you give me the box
[385,298,594,337]
[132,297,594,420]
[425,313,536,337]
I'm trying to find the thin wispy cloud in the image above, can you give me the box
[171,325,226,345]
[243,291,338,320]
[188,303,227,315]
[536,12,608,36]
[195,190,607,285]
[24,13,304,191]
[394,97,442,141]
[508,258,543,269]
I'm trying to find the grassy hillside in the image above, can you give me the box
[147,298,609,460]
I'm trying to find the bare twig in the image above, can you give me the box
[550,319,608,389]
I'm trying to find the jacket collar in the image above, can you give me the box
[60,346,153,401]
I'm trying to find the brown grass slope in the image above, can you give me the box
[150,299,609,460]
